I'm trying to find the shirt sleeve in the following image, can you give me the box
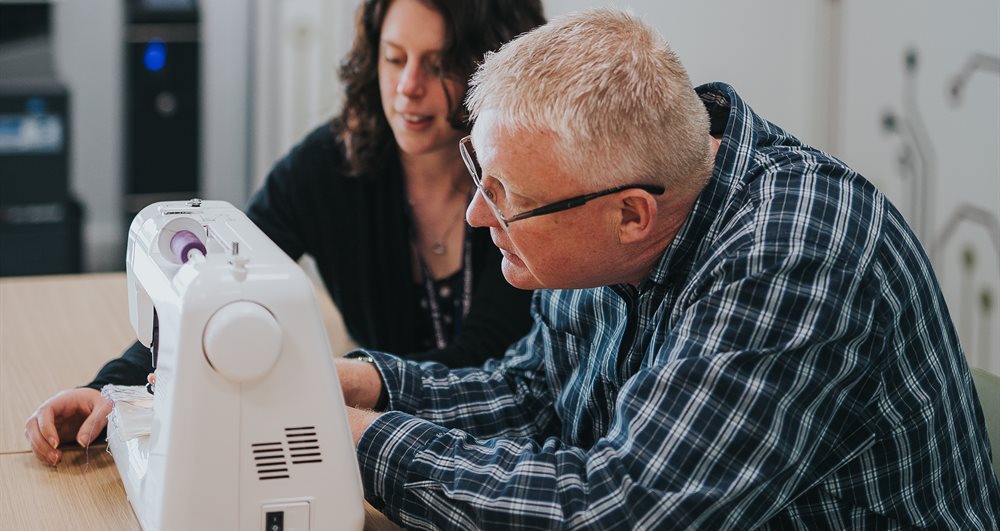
[355,235,884,529]
[244,138,312,262]
[361,305,559,442]
[84,340,154,390]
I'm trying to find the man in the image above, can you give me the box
[336,8,1000,529]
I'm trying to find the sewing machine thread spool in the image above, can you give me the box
[170,230,207,263]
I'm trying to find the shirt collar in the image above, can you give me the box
[640,82,761,290]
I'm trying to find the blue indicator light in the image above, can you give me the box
[144,40,167,72]
[26,96,46,115]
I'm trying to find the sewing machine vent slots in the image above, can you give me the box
[251,427,324,482]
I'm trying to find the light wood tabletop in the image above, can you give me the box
[0,448,141,530]
[0,273,397,530]
[1,273,135,454]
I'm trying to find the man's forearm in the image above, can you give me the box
[345,406,381,446]
[336,359,384,409]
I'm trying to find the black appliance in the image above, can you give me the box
[122,0,200,232]
[0,80,82,276]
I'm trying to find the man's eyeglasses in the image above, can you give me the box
[459,136,665,227]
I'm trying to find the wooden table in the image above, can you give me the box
[0,273,397,530]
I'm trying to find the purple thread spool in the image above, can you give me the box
[170,230,207,263]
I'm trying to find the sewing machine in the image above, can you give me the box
[109,199,364,530]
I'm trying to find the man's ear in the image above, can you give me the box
[617,191,658,244]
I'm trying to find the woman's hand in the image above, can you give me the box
[24,388,112,466]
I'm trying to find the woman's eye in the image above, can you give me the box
[384,55,403,65]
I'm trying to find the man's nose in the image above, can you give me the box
[467,190,502,230]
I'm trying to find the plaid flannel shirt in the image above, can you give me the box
[354,83,1000,530]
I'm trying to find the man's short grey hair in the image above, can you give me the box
[466,8,712,192]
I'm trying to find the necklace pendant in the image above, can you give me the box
[431,241,446,255]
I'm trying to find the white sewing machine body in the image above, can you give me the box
[113,199,364,531]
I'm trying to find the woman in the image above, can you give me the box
[25,0,545,466]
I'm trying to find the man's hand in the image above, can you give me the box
[24,388,112,466]
[335,358,384,410]
[345,406,382,447]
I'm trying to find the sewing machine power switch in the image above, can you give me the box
[265,511,283,531]
[263,501,310,531]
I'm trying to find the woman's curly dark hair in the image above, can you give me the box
[337,0,546,176]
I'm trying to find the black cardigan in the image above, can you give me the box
[86,123,533,390]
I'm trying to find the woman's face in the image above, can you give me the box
[378,0,466,159]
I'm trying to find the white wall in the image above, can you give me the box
[544,0,839,152]
[200,0,253,209]
[251,0,355,188]
[53,0,123,272]
[837,0,1000,374]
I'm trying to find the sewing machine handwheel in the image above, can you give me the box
[202,301,283,383]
